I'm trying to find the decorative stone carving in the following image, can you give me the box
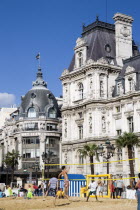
[64,152,68,164]
[40,123,45,130]
[76,37,86,47]
[102,116,106,131]
[125,66,135,74]
[62,69,69,76]
[89,115,92,133]
[120,26,130,37]
[87,59,94,65]
[97,57,108,64]
[109,86,114,97]
[64,120,67,138]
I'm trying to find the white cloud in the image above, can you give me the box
[0,93,16,107]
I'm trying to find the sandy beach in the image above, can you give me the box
[0,197,137,210]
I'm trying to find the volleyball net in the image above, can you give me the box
[41,158,139,181]
[41,158,139,197]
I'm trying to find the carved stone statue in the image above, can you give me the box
[102,116,106,130]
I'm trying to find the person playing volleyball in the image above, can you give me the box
[58,166,70,198]
[86,180,99,202]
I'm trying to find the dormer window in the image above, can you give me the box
[48,108,56,118]
[78,52,83,67]
[117,83,121,95]
[105,44,111,53]
[27,107,36,118]
[128,77,133,91]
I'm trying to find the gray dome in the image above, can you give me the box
[19,68,60,118]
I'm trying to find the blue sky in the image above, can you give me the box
[0,0,140,106]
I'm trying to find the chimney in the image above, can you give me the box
[113,13,134,66]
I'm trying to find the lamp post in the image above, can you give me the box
[42,152,50,181]
[97,140,115,174]
[32,161,40,185]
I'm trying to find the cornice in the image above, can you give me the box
[60,63,121,81]
[61,91,140,112]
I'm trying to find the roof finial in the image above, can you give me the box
[96,15,99,21]
[36,52,41,69]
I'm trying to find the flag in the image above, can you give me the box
[36,53,40,60]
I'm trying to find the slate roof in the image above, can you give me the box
[68,18,139,72]
[19,68,60,117]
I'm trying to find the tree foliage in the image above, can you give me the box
[78,143,99,174]
[116,132,140,179]
[3,150,21,183]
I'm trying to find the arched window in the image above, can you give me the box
[48,108,56,118]
[79,83,84,99]
[27,107,36,118]
[78,52,83,67]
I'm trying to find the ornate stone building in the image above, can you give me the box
[0,67,62,184]
[60,13,140,178]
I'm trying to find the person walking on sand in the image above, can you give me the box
[98,179,104,197]
[27,185,33,199]
[58,166,70,198]
[86,180,98,202]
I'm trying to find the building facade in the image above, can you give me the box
[60,13,140,178]
[0,67,62,185]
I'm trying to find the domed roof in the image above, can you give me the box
[19,68,60,118]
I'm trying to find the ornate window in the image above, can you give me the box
[48,108,56,118]
[128,78,133,91]
[27,107,36,118]
[117,83,121,95]
[78,83,84,99]
[78,125,83,139]
[100,81,104,97]
[127,117,134,132]
[78,52,83,67]
[105,44,111,53]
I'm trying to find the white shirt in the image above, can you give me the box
[116,180,124,188]
[88,182,98,191]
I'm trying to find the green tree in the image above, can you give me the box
[3,150,21,183]
[116,132,140,178]
[78,143,99,174]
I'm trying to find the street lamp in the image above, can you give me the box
[42,152,50,181]
[42,151,57,182]
[32,161,40,185]
[97,140,115,174]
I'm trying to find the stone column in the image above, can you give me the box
[40,134,46,169]
[18,135,22,169]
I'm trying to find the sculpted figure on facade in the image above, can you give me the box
[64,120,67,138]
[120,83,124,95]
[89,115,92,133]
[102,116,106,131]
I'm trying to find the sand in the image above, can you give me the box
[0,197,137,210]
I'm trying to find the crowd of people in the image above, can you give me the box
[1,167,140,210]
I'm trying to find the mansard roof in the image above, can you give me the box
[68,18,139,72]
[117,54,140,79]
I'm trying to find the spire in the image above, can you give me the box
[32,67,47,89]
